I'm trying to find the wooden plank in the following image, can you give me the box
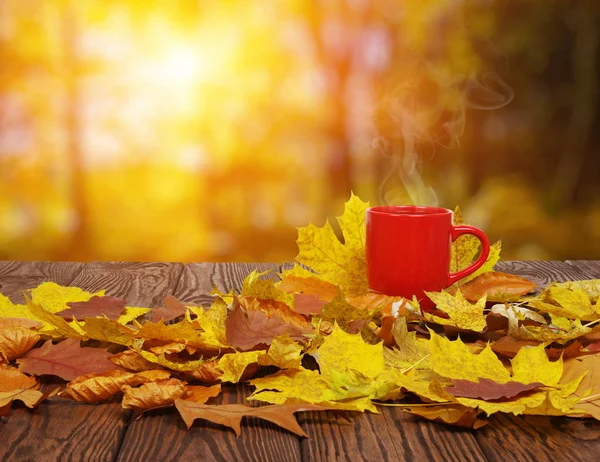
[0,261,85,303]
[475,261,600,462]
[117,262,302,462]
[276,264,486,461]
[566,260,600,277]
[0,261,183,462]
[495,260,591,292]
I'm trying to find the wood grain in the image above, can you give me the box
[0,261,85,303]
[475,260,600,462]
[495,260,591,293]
[0,261,183,462]
[117,262,302,462]
[566,260,600,277]
[277,263,486,461]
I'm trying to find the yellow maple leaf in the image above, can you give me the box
[258,334,304,370]
[430,331,511,383]
[249,368,378,412]
[320,289,376,332]
[137,349,206,371]
[449,208,502,286]
[315,323,384,380]
[30,282,105,314]
[554,280,600,302]
[507,308,591,344]
[450,207,480,273]
[25,299,86,339]
[388,317,431,369]
[188,299,229,349]
[241,270,294,307]
[0,294,36,322]
[530,286,600,321]
[135,319,223,352]
[295,193,369,297]
[117,307,151,325]
[80,317,136,346]
[424,290,487,332]
[217,350,262,383]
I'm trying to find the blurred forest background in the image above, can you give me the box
[1,0,599,263]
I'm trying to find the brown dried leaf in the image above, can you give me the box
[175,401,333,436]
[149,342,187,355]
[0,365,56,415]
[0,327,41,362]
[182,384,222,403]
[405,404,488,429]
[149,295,188,323]
[454,272,536,302]
[121,378,188,411]
[60,296,128,321]
[225,296,312,350]
[109,350,162,372]
[491,336,540,359]
[61,369,171,403]
[445,378,544,400]
[18,339,120,381]
[0,318,42,329]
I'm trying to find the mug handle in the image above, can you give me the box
[448,225,491,286]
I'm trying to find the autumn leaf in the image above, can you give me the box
[555,280,600,302]
[424,290,487,332]
[389,317,431,369]
[216,351,262,383]
[278,269,338,315]
[61,370,171,403]
[80,316,136,346]
[405,404,488,429]
[135,319,225,354]
[30,282,105,314]
[136,349,206,372]
[25,299,86,339]
[117,307,152,325]
[258,334,304,370]
[249,368,379,412]
[560,354,600,419]
[320,289,377,333]
[175,400,335,437]
[109,350,161,372]
[454,272,536,302]
[182,384,222,404]
[187,298,229,349]
[0,318,42,329]
[149,295,188,323]
[445,378,544,400]
[122,378,189,411]
[120,378,185,410]
[295,193,369,297]
[0,294,42,325]
[241,270,295,308]
[491,336,539,359]
[17,339,120,381]
[225,296,312,350]
[0,365,55,415]
[0,327,41,362]
[58,296,127,321]
[316,323,384,380]
[507,307,591,344]
[529,285,600,321]
[450,207,480,273]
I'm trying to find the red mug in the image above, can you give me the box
[366,206,490,310]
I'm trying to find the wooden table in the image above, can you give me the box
[1,260,600,462]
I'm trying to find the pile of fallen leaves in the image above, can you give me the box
[2,194,600,434]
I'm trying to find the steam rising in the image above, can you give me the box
[375,70,514,206]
